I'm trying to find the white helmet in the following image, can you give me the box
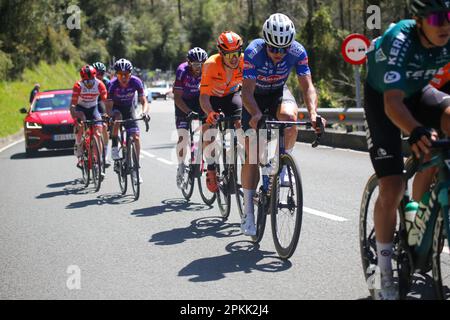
[262,13,296,48]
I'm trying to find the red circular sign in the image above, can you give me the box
[341,34,371,65]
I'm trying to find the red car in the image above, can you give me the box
[21,89,75,156]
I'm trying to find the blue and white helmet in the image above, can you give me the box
[114,58,133,72]
[187,47,208,63]
[262,13,296,48]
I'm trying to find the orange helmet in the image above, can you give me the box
[217,31,243,52]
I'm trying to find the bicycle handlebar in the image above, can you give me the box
[263,116,324,148]
[112,116,150,132]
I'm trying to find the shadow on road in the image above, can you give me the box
[145,143,177,150]
[178,240,292,282]
[65,193,135,208]
[36,179,93,198]
[357,273,447,300]
[131,198,212,218]
[149,216,240,246]
[10,149,73,160]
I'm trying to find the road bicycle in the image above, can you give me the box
[113,116,150,200]
[251,116,323,260]
[211,114,244,220]
[360,139,450,299]
[77,119,107,192]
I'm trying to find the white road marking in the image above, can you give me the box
[156,157,174,165]
[0,138,25,153]
[303,207,348,222]
[141,150,156,158]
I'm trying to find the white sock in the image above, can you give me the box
[243,189,256,217]
[376,241,393,279]
[285,148,293,155]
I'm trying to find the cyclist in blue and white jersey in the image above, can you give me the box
[240,13,324,236]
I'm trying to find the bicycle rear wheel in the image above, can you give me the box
[432,207,450,300]
[251,189,268,244]
[270,154,303,260]
[216,163,231,221]
[198,159,216,206]
[91,137,102,192]
[234,147,244,219]
[181,164,195,201]
[130,141,140,200]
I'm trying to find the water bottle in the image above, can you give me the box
[405,201,418,246]
[408,191,431,246]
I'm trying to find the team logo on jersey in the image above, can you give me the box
[244,61,255,70]
[298,57,309,66]
[375,48,387,62]
[257,74,286,83]
[384,71,401,84]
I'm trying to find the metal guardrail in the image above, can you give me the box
[298,108,365,126]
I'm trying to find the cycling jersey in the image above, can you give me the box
[200,54,243,97]
[71,79,107,109]
[366,19,450,98]
[108,75,144,107]
[243,39,311,94]
[430,62,450,90]
[174,62,201,99]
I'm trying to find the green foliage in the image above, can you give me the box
[0,61,78,137]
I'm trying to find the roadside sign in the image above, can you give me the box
[341,34,371,65]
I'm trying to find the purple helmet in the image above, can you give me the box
[187,47,208,63]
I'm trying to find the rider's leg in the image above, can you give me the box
[375,175,404,274]
[111,111,122,160]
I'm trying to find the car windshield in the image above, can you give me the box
[33,93,72,112]
[152,83,168,88]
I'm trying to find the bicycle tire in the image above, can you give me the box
[234,147,244,219]
[432,206,450,300]
[359,157,417,299]
[251,189,268,244]
[130,141,140,200]
[81,142,90,188]
[91,137,102,192]
[197,159,216,206]
[216,163,231,220]
[181,164,195,201]
[270,154,303,260]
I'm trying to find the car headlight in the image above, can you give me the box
[26,122,42,129]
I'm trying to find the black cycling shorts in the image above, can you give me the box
[113,105,139,134]
[364,82,450,178]
[209,91,242,118]
[175,97,205,130]
[242,85,297,131]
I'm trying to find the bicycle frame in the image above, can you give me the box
[402,147,450,272]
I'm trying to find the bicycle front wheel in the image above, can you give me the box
[81,142,90,188]
[91,137,103,192]
[270,154,303,260]
[181,164,195,201]
[130,141,140,200]
[432,206,450,300]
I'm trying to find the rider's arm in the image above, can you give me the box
[139,95,149,114]
[70,82,81,119]
[241,78,260,116]
[384,89,421,134]
[174,89,192,114]
[297,74,318,120]
[200,94,214,115]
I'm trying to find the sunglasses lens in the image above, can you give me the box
[268,45,287,54]
[222,50,241,60]
[427,12,450,26]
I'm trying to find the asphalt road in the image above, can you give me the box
[0,100,436,300]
